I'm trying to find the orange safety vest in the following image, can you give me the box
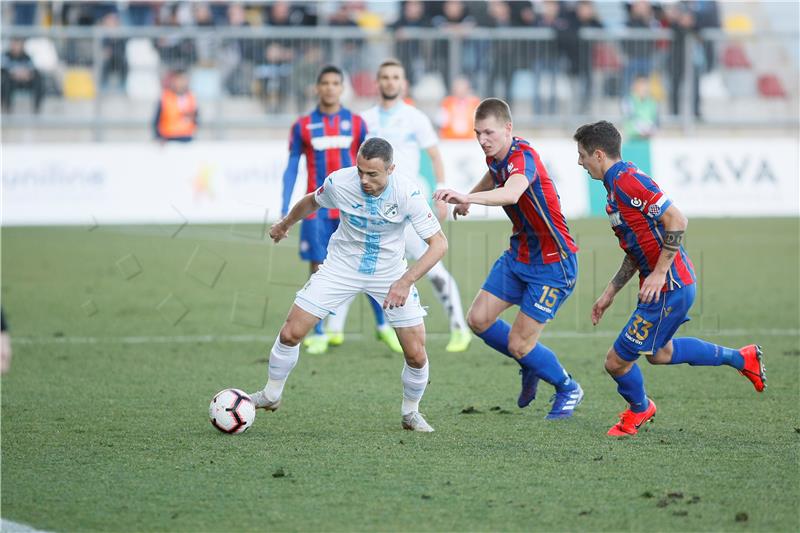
[158,89,197,139]
[438,95,480,139]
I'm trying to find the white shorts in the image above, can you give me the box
[294,263,427,328]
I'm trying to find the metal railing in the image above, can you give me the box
[2,25,797,139]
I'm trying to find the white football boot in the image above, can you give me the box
[248,390,281,412]
[401,412,435,432]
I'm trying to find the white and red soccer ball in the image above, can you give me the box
[209,388,255,434]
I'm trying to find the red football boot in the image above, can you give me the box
[607,399,657,436]
[738,344,766,392]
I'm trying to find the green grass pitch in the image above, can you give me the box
[2,218,798,531]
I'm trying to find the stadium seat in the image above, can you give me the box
[63,68,95,99]
[126,38,160,69]
[351,70,378,98]
[126,70,161,101]
[757,74,787,98]
[510,70,535,102]
[724,14,754,34]
[593,42,622,71]
[722,44,752,69]
[191,68,222,101]
[24,38,59,73]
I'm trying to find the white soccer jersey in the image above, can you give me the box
[360,102,438,182]
[313,166,441,278]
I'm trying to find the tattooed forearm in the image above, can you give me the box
[663,230,684,251]
[610,254,639,291]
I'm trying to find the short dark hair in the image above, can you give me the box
[316,65,344,84]
[358,137,393,166]
[475,98,512,123]
[573,121,622,158]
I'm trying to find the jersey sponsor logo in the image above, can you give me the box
[631,197,643,208]
[310,135,354,151]
[384,203,398,217]
[305,122,324,129]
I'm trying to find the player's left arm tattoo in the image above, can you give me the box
[663,230,684,251]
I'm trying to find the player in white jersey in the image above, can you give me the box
[360,58,471,353]
[249,138,448,432]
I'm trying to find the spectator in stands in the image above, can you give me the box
[1,38,44,114]
[622,75,659,140]
[100,12,128,92]
[154,3,197,69]
[256,0,306,111]
[486,0,521,103]
[664,3,698,117]
[561,1,603,113]
[532,0,568,115]
[193,2,217,66]
[431,0,477,91]
[127,1,158,26]
[436,76,480,139]
[154,70,198,143]
[622,0,659,93]
[222,2,257,96]
[393,1,431,87]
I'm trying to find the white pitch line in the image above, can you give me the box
[13,329,799,346]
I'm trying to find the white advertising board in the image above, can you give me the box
[650,138,799,217]
[2,138,796,226]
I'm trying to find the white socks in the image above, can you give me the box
[264,337,299,402]
[325,296,354,334]
[427,262,468,332]
[401,361,429,415]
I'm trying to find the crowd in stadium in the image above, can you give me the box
[2,1,725,121]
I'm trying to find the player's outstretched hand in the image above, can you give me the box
[591,292,614,326]
[384,278,412,310]
[639,271,666,304]
[453,203,470,220]
[268,220,289,243]
[433,188,469,206]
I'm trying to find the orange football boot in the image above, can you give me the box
[738,344,766,392]
[607,399,657,436]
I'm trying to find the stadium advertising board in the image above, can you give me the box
[2,139,797,226]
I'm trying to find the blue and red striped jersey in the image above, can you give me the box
[487,137,579,265]
[603,161,696,291]
[286,107,367,219]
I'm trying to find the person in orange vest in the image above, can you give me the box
[154,69,198,142]
[435,76,480,140]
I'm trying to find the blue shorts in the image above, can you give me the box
[482,251,578,323]
[614,283,696,361]
[299,216,339,263]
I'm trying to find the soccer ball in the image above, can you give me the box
[209,388,255,434]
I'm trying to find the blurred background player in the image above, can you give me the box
[251,138,448,432]
[361,58,471,353]
[435,98,583,419]
[574,120,766,437]
[153,69,198,143]
[281,64,399,355]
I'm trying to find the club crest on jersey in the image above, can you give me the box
[384,203,398,217]
[341,120,351,131]
[631,197,643,207]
